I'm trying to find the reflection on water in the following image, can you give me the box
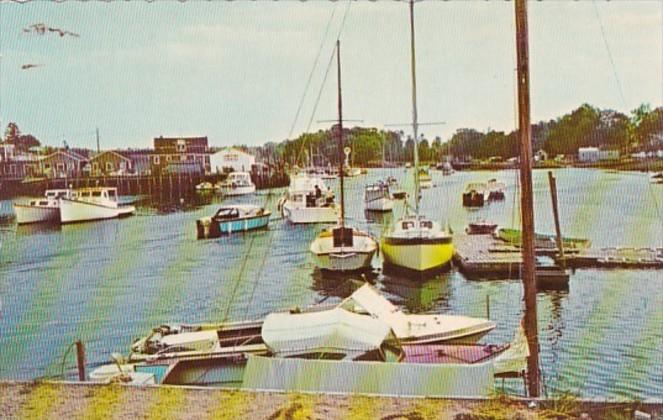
[380,274,451,313]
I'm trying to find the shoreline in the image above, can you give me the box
[1,381,661,419]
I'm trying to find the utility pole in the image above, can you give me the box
[515,0,541,397]
[95,127,100,153]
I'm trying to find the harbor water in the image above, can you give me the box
[0,168,662,400]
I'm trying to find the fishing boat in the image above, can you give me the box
[364,182,394,212]
[196,204,271,239]
[279,172,340,224]
[13,189,72,225]
[309,41,378,272]
[217,172,256,196]
[381,1,454,274]
[59,187,135,224]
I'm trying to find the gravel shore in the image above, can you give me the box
[1,381,661,419]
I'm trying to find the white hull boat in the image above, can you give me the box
[13,189,71,225]
[282,203,339,224]
[364,183,394,212]
[310,227,377,272]
[280,172,340,224]
[59,187,135,224]
[217,172,256,196]
[219,184,256,196]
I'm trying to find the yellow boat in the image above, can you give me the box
[381,215,454,272]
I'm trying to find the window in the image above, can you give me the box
[420,221,433,229]
[56,163,65,172]
[153,155,160,164]
[177,139,186,152]
[106,162,113,172]
[119,161,127,170]
[166,156,172,162]
[402,221,415,230]
[92,191,102,197]
[92,162,99,172]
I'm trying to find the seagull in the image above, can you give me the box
[23,23,78,38]
[21,64,43,70]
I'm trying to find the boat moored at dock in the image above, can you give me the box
[364,182,394,212]
[13,189,72,225]
[58,187,135,224]
[279,172,339,224]
[217,172,256,196]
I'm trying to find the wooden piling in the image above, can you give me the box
[548,171,565,267]
[75,340,86,381]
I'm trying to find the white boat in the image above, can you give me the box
[344,166,362,177]
[486,178,506,200]
[195,181,217,192]
[364,182,394,212]
[196,204,271,239]
[650,172,663,184]
[309,41,378,272]
[217,172,256,196]
[279,172,340,224]
[13,189,72,225]
[59,187,135,224]
[380,1,453,275]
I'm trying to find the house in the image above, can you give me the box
[151,136,210,175]
[209,147,255,174]
[40,150,88,178]
[0,152,41,179]
[578,147,600,163]
[0,143,16,162]
[90,150,135,176]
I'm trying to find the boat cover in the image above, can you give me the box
[261,308,391,355]
[242,354,495,397]
[493,325,529,375]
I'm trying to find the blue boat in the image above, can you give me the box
[196,204,271,239]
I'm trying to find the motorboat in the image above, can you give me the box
[344,166,362,177]
[195,181,217,192]
[309,41,378,272]
[650,172,663,184]
[364,182,394,212]
[13,189,72,225]
[463,182,487,207]
[196,204,271,239]
[59,187,135,224]
[278,172,340,224]
[217,172,256,196]
[486,178,506,200]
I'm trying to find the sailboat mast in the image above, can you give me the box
[408,0,420,215]
[336,40,345,228]
[515,0,540,397]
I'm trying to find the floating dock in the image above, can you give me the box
[453,234,663,278]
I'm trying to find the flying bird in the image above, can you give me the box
[22,23,79,38]
[21,64,43,70]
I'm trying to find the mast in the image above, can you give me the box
[515,0,541,397]
[336,40,345,229]
[408,0,420,215]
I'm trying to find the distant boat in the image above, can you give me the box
[279,172,339,224]
[486,178,506,200]
[436,161,454,175]
[364,182,394,212]
[650,172,663,184]
[195,181,217,192]
[466,220,498,235]
[217,172,256,196]
[344,166,362,177]
[418,167,432,189]
[463,182,487,207]
[59,187,135,224]
[13,189,71,225]
[196,204,271,238]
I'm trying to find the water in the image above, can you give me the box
[0,168,662,400]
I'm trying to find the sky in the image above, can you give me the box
[1,1,662,150]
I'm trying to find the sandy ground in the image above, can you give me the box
[1,381,661,420]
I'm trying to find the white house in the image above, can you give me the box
[578,147,600,163]
[209,147,255,174]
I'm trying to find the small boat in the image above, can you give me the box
[486,178,506,200]
[386,176,398,186]
[217,172,256,196]
[59,187,135,224]
[390,188,407,200]
[436,161,455,175]
[405,162,412,169]
[650,172,663,184]
[13,189,72,225]
[344,166,362,177]
[466,220,498,235]
[321,168,338,180]
[463,182,487,207]
[364,182,394,212]
[195,181,217,192]
[196,204,270,238]
[278,172,339,224]
[418,167,433,189]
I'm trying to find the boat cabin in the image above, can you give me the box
[72,187,118,203]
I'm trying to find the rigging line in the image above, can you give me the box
[591,0,627,108]
[287,3,339,140]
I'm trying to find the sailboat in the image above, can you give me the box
[380,1,453,273]
[309,40,378,272]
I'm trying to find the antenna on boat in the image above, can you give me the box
[408,0,420,215]
[336,39,345,230]
[515,0,541,397]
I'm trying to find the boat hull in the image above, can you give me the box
[59,199,134,224]
[311,251,375,272]
[283,203,339,224]
[13,204,60,225]
[381,238,454,272]
[217,214,270,234]
[365,197,394,212]
[219,185,256,196]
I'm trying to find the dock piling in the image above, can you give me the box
[75,340,86,382]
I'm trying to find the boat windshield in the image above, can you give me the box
[215,208,240,219]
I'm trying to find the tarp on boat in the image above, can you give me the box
[493,325,529,375]
[242,354,495,398]
[261,308,391,356]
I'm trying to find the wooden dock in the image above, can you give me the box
[453,234,663,278]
